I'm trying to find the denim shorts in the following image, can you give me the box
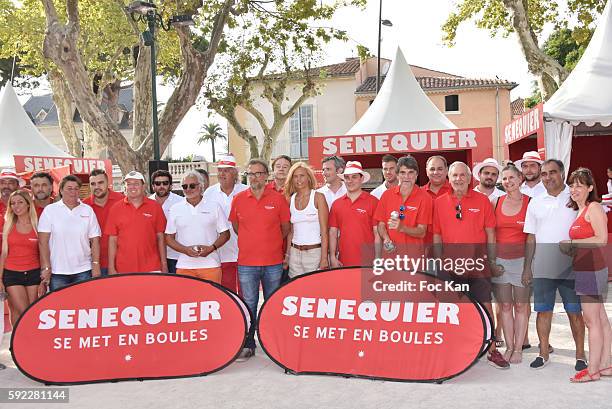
[533,278,581,313]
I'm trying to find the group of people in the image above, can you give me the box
[0,150,610,382]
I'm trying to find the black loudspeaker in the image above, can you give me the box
[148,160,169,183]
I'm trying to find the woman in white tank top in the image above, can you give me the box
[284,162,329,278]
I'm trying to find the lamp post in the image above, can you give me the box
[376,0,393,94]
[126,1,194,162]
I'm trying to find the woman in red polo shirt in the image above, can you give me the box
[284,162,329,277]
[492,164,531,364]
[562,168,610,382]
[0,190,41,323]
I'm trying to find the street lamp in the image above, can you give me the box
[376,0,393,94]
[126,1,194,162]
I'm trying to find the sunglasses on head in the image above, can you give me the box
[181,183,199,190]
[153,180,170,186]
[455,203,462,220]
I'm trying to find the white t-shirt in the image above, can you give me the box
[38,200,101,275]
[165,198,230,269]
[370,183,390,199]
[474,186,506,202]
[149,192,184,260]
[520,181,546,198]
[523,185,577,279]
[317,183,347,209]
[203,182,248,263]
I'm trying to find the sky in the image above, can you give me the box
[15,0,555,161]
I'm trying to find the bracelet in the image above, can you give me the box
[212,244,218,251]
[92,261,100,265]
[42,267,51,271]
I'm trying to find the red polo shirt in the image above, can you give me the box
[433,190,495,244]
[84,190,124,268]
[266,181,285,195]
[329,191,379,266]
[374,186,433,244]
[423,181,452,243]
[105,197,166,273]
[229,188,290,266]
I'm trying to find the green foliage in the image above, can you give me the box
[543,27,593,71]
[197,122,226,145]
[356,44,372,62]
[441,0,605,46]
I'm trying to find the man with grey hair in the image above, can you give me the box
[433,161,509,369]
[165,171,230,282]
[203,154,247,293]
[317,156,347,209]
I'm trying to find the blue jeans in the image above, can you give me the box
[50,270,92,292]
[238,264,283,349]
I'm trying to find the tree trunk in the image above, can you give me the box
[211,139,216,163]
[131,45,153,150]
[502,0,568,99]
[48,69,82,157]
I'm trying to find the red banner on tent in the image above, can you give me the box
[11,274,248,384]
[13,155,113,177]
[258,267,491,383]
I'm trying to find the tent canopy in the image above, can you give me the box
[544,0,612,126]
[0,84,71,168]
[346,47,457,135]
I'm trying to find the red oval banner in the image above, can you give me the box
[11,274,248,384]
[258,267,491,382]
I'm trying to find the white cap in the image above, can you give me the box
[217,154,237,168]
[0,167,25,187]
[514,151,543,169]
[339,161,371,184]
[473,158,503,182]
[123,170,145,182]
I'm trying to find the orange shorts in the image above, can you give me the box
[176,267,222,283]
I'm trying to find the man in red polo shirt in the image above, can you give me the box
[376,155,432,255]
[105,171,167,274]
[422,155,452,243]
[329,161,379,267]
[30,172,54,216]
[266,155,291,194]
[83,169,124,275]
[432,161,508,369]
[229,159,290,361]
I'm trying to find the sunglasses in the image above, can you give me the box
[244,172,267,178]
[153,180,170,186]
[455,203,462,221]
[181,183,199,190]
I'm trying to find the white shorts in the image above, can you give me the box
[492,257,525,288]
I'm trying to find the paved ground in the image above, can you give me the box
[1,303,611,409]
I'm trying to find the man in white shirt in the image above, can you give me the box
[166,171,230,283]
[38,175,101,291]
[149,169,184,274]
[522,159,586,370]
[317,155,347,209]
[515,151,546,198]
[607,166,612,194]
[370,154,399,199]
[472,158,505,201]
[203,154,248,293]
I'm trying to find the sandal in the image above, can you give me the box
[570,368,599,383]
[494,337,504,348]
[598,366,612,377]
[510,349,523,364]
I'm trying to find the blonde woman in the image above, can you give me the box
[0,190,41,324]
[284,162,329,278]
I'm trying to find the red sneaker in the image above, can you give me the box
[487,350,510,369]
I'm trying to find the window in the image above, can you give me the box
[445,94,459,112]
[289,104,314,158]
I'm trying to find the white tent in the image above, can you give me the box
[346,47,457,135]
[543,0,612,171]
[0,84,71,168]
